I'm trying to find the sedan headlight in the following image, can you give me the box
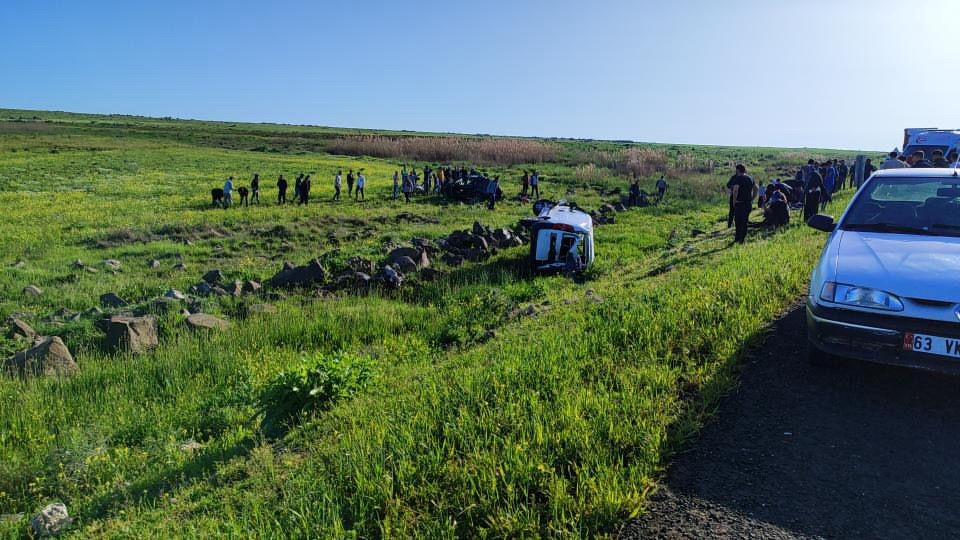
[819,282,904,311]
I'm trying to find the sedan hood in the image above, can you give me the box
[835,231,960,302]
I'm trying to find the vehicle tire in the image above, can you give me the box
[807,342,837,367]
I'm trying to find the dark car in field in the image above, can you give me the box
[446,173,502,203]
[806,168,960,373]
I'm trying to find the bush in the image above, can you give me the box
[258,352,374,436]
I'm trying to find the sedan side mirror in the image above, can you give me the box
[807,214,835,232]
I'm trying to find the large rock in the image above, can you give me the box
[30,502,72,537]
[491,228,514,246]
[189,282,213,296]
[378,265,403,289]
[103,259,122,272]
[394,256,418,273]
[202,269,224,284]
[99,292,128,308]
[164,288,186,300]
[346,256,375,275]
[186,313,230,331]
[23,285,42,297]
[4,337,77,377]
[334,271,371,290]
[7,318,36,340]
[268,259,326,288]
[105,315,159,354]
[150,297,181,313]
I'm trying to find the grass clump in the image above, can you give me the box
[258,351,374,436]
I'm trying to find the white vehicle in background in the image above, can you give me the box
[521,201,594,272]
[902,128,960,161]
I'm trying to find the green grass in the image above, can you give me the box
[0,109,860,538]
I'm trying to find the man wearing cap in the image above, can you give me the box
[880,150,908,170]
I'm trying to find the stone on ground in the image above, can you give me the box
[186,313,230,331]
[23,285,42,297]
[31,502,72,537]
[99,292,128,308]
[4,337,77,377]
[7,318,36,340]
[105,315,159,353]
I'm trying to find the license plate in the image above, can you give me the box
[904,333,960,359]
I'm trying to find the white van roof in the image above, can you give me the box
[538,204,593,233]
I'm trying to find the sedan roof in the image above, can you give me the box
[873,168,960,179]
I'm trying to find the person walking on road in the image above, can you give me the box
[726,164,756,244]
[277,174,288,204]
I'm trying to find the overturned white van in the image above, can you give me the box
[521,201,595,272]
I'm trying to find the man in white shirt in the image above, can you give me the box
[880,150,908,170]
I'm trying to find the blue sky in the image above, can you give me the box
[2,0,958,150]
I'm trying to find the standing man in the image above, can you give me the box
[299,175,311,205]
[355,171,365,200]
[530,170,540,198]
[880,150,907,170]
[521,171,530,195]
[333,170,342,201]
[222,176,234,209]
[656,175,667,202]
[294,174,303,204]
[346,170,355,197]
[251,173,260,204]
[837,160,849,191]
[726,164,756,244]
[392,171,400,200]
[821,161,836,211]
[277,174,288,204]
[804,169,825,222]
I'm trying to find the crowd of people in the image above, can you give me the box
[724,147,960,244]
[213,164,511,209]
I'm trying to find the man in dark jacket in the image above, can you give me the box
[277,175,288,204]
[911,151,933,168]
[804,170,825,222]
[726,164,756,244]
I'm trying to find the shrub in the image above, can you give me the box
[258,352,374,436]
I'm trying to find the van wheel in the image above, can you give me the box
[807,342,836,367]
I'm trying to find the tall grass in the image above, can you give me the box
[326,135,560,165]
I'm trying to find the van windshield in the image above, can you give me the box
[841,177,960,237]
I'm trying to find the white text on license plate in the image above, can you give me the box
[904,333,960,359]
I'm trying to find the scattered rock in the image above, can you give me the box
[242,280,262,294]
[6,318,36,340]
[441,253,464,267]
[334,271,371,290]
[614,202,628,212]
[268,259,326,288]
[23,285,42,297]
[346,256,375,275]
[178,440,204,452]
[84,266,99,274]
[202,269,224,284]
[226,280,243,297]
[248,303,277,314]
[150,297,181,313]
[586,289,605,304]
[377,266,403,289]
[164,288,186,300]
[189,282,213,296]
[104,315,159,354]
[82,307,103,319]
[600,203,617,214]
[71,259,84,269]
[148,259,161,268]
[419,268,443,281]
[99,292,128,308]
[394,256,418,273]
[185,313,230,331]
[12,260,26,269]
[103,259,122,272]
[691,229,705,237]
[4,337,77,377]
[30,502,72,537]
[173,262,187,271]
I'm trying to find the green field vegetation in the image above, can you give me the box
[0,109,859,538]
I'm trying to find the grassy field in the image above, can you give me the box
[0,109,861,538]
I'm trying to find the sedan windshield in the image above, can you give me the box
[841,177,960,237]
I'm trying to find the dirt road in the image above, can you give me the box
[622,303,960,539]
